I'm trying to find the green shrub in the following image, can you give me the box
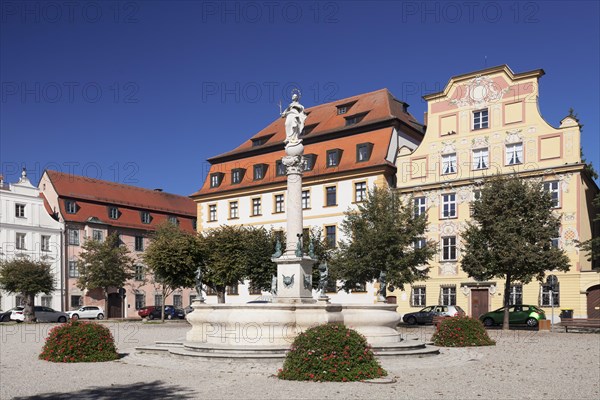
[431,316,496,347]
[39,320,119,363]
[277,323,387,382]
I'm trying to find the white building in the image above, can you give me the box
[0,169,64,311]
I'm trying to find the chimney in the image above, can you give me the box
[154,188,163,192]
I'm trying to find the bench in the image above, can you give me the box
[560,318,600,333]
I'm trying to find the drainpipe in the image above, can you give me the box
[60,226,65,312]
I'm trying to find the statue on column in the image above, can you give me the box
[281,90,307,145]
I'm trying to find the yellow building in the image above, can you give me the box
[393,65,600,320]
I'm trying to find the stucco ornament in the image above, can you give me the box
[440,141,456,155]
[282,274,295,289]
[505,129,523,144]
[461,285,471,296]
[440,263,457,276]
[558,173,573,192]
[450,75,508,108]
[471,136,489,149]
[281,90,307,145]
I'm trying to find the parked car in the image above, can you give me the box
[247,295,273,304]
[66,306,104,320]
[402,305,466,325]
[11,306,68,323]
[147,305,185,320]
[137,306,156,318]
[0,308,19,322]
[479,305,546,327]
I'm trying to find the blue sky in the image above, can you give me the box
[1,0,599,195]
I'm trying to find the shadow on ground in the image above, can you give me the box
[14,380,197,400]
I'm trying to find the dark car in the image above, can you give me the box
[479,305,546,327]
[148,305,185,320]
[137,306,156,318]
[0,308,18,322]
[402,305,466,325]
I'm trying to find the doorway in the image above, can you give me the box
[471,289,489,319]
[587,285,600,319]
[107,293,122,319]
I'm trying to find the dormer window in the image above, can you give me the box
[108,207,119,220]
[345,112,367,126]
[327,149,342,167]
[231,168,245,184]
[140,211,151,224]
[168,216,179,225]
[253,164,267,180]
[251,134,274,147]
[276,160,286,176]
[65,200,78,214]
[210,172,224,188]
[300,123,318,137]
[337,101,357,115]
[303,154,317,171]
[356,143,373,162]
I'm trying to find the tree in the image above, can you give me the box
[77,232,134,318]
[0,258,55,322]
[243,227,281,294]
[580,193,600,266]
[143,222,202,321]
[461,176,570,330]
[199,225,254,303]
[331,186,435,294]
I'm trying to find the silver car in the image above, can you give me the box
[402,305,466,325]
[11,306,69,323]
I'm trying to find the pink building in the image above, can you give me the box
[40,170,197,318]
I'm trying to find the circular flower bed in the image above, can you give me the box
[39,320,119,362]
[277,323,387,382]
[431,316,496,347]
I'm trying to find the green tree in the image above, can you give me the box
[0,258,55,322]
[244,227,281,294]
[77,232,134,318]
[461,176,570,330]
[143,222,202,321]
[580,193,600,266]
[331,186,435,294]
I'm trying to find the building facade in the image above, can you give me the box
[0,170,64,311]
[192,89,425,303]
[39,170,198,317]
[393,65,600,319]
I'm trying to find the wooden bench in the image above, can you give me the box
[560,318,600,332]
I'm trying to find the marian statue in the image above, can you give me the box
[281,90,307,145]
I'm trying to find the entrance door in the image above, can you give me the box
[587,285,600,319]
[107,293,122,319]
[471,289,489,318]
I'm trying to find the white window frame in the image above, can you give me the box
[472,109,489,130]
[134,265,145,281]
[15,203,25,218]
[141,211,151,224]
[506,143,523,165]
[441,287,457,305]
[301,190,310,209]
[92,229,103,242]
[543,181,560,208]
[229,201,239,219]
[208,204,217,222]
[414,197,427,217]
[412,287,426,307]
[472,148,489,170]
[509,284,523,305]
[68,229,79,246]
[441,236,457,261]
[41,235,51,252]
[68,261,79,278]
[442,193,457,218]
[442,153,457,174]
[252,198,261,216]
[65,200,77,214]
[274,194,285,213]
[540,284,560,307]
[16,233,26,250]
[355,182,367,202]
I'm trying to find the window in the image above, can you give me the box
[325,225,337,247]
[109,207,119,220]
[192,218,197,231]
[541,284,560,307]
[226,285,239,295]
[414,197,427,217]
[141,211,151,224]
[326,186,337,207]
[274,194,285,213]
[41,235,51,252]
[509,285,523,305]
[41,296,52,308]
[303,154,316,171]
[551,237,560,248]
[154,294,163,306]
[356,143,373,162]
[189,294,197,305]
[15,203,25,218]
[353,182,367,202]
[65,200,77,214]
[15,233,26,250]
[68,261,79,278]
[173,294,182,308]
[473,109,488,130]
[135,236,144,252]
[442,153,457,174]
[345,113,366,126]
[68,229,79,245]
[412,287,426,307]
[92,229,104,242]
[134,265,144,281]
[326,149,342,167]
[168,216,178,225]
[337,106,348,115]
[276,160,286,176]
[543,181,560,208]
[470,190,481,216]
[229,201,239,219]
[442,193,457,218]
[210,173,222,188]
[208,204,217,222]
[231,169,245,184]
[70,295,82,308]
[414,238,427,250]
[441,236,457,261]
[506,143,523,165]
[253,164,266,180]
[135,293,145,310]
[302,190,310,209]
[441,287,456,305]
[249,283,262,295]
[472,148,489,170]
[205,286,217,295]
[252,198,261,216]
[251,136,271,147]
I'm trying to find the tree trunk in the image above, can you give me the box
[161,287,166,323]
[104,288,109,320]
[217,287,225,304]
[24,293,35,323]
[503,274,511,331]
